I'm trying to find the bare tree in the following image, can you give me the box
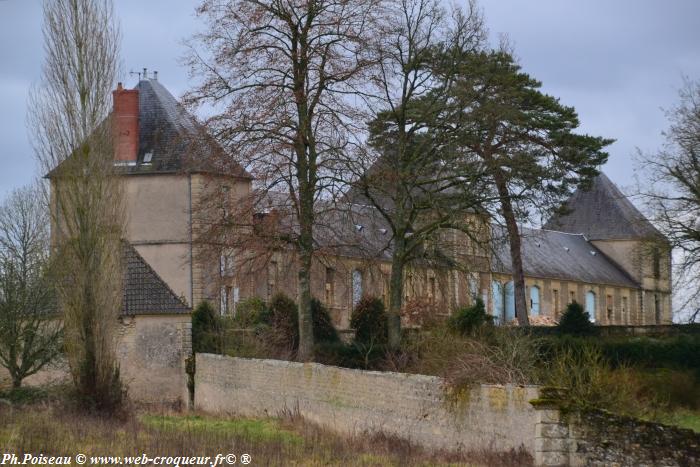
[0,184,62,389]
[28,0,124,410]
[185,0,383,360]
[347,0,488,348]
[638,78,700,323]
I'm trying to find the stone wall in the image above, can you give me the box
[194,354,541,454]
[1,314,190,406]
[196,355,700,466]
[116,314,191,405]
[534,402,700,466]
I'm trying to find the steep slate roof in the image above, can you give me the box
[491,226,639,288]
[543,173,662,240]
[47,79,250,178]
[123,79,250,177]
[122,242,190,315]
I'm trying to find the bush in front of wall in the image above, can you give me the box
[232,297,268,327]
[265,293,299,352]
[448,298,492,336]
[557,301,596,336]
[350,296,388,345]
[192,301,222,354]
[311,298,340,343]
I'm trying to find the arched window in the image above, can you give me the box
[530,286,540,316]
[585,291,596,322]
[351,269,363,308]
[491,281,504,324]
[504,281,515,322]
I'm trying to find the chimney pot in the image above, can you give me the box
[112,85,139,162]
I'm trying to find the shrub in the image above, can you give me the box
[350,297,388,345]
[314,341,388,370]
[443,328,541,390]
[600,335,700,373]
[557,302,596,336]
[310,298,339,343]
[233,297,268,327]
[266,293,299,352]
[543,342,655,417]
[192,301,221,353]
[447,299,492,335]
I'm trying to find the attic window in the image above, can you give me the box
[379,228,388,235]
[355,224,364,232]
[143,152,153,163]
[563,247,570,252]
[590,250,597,256]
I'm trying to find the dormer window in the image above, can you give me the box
[143,152,153,164]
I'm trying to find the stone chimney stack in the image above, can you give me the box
[112,82,139,162]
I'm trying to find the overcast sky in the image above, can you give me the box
[1,0,699,202]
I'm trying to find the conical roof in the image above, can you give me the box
[544,173,662,241]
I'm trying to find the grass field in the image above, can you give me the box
[0,395,530,467]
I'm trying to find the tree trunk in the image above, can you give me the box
[297,245,314,361]
[493,171,530,326]
[12,375,21,389]
[296,172,315,361]
[387,239,406,349]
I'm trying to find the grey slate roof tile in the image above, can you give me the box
[491,226,639,288]
[47,79,251,179]
[121,242,190,315]
[544,173,662,240]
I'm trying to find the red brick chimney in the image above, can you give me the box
[112,82,139,162]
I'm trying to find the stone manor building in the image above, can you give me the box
[61,78,675,331]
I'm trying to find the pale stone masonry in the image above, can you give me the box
[196,354,700,467]
[195,353,542,454]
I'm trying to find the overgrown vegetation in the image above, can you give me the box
[0,402,532,466]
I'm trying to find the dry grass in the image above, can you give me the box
[0,400,531,466]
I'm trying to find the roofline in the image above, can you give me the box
[489,270,641,290]
[46,168,253,181]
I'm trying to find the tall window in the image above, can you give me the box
[585,291,596,323]
[220,286,229,315]
[491,281,504,324]
[504,281,515,322]
[654,294,661,323]
[553,289,560,318]
[529,286,540,316]
[351,269,363,308]
[621,296,628,324]
[325,267,335,306]
[468,274,479,303]
[606,294,614,322]
[569,290,576,304]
